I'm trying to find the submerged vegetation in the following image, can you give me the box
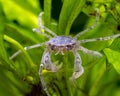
[0,0,120,96]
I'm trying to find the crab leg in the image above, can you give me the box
[10,43,45,60]
[74,8,100,39]
[33,12,57,38]
[40,49,60,71]
[70,51,84,80]
[78,46,102,56]
[39,63,51,96]
[79,34,120,43]
[39,49,61,95]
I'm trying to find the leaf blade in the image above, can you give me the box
[58,0,86,35]
[104,48,120,74]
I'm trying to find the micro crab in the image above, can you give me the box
[10,8,120,96]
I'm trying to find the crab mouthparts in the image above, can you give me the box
[55,47,65,55]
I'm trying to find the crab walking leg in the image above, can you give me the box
[38,12,57,37]
[79,46,102,56]
[32,28,52,38]
[32,12,52,38]
[79,34,120,43]
[71,52,84,80]
[39,64,51,96]
[74,8,100,39]
[10,43,45,60]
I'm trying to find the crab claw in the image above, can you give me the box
[50,61,63,72]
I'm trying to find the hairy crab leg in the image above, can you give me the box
[10,43,45,60]
[39,63,51,96]
[74,8,100,39]
[32,28,52,38]
[79,34,120,43]
[70,51,84,80]
[78,46,102,56]
[41,49,61,71]
[33,12,57,38]
[39,49,62,95]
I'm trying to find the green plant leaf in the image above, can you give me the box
[1,0,38,28]
[58,0,86,35]
[44,0,52,28]
[1,0,120,96]
[0,64,29,96]
[4,35,35,68]
[104,48,120,74]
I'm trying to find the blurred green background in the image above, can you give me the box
[0,0,120,96]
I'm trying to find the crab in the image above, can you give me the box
[10,8,120,96]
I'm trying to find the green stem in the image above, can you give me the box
[4,35,35,68]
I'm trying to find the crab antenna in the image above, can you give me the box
[74,8,100,39]
[38,12,57,37]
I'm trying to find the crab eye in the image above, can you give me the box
[66,45,73,50]
[51,45,55,50]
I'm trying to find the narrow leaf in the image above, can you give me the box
[58,0,86,35]
[44,0,52,28]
